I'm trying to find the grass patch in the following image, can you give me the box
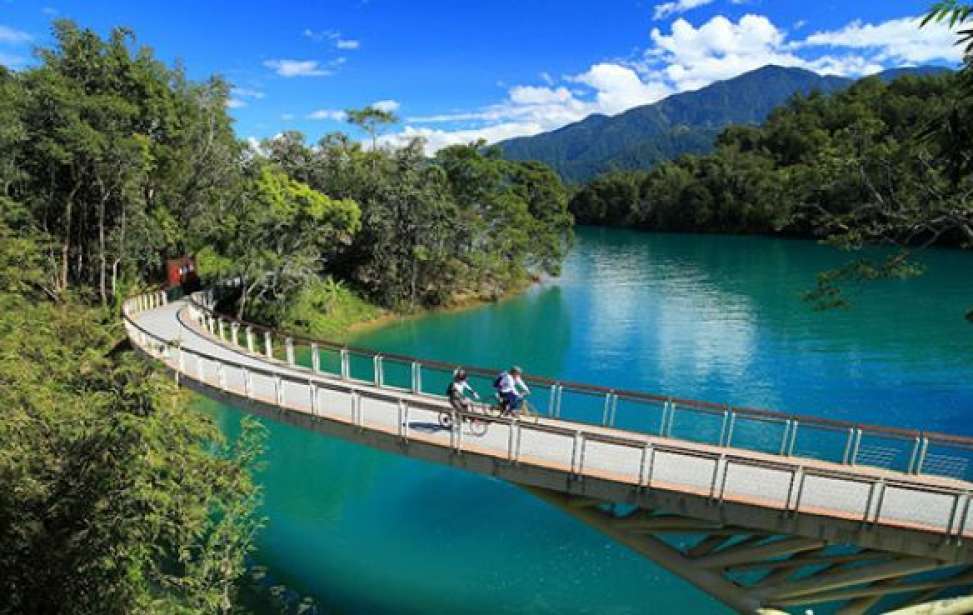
[281,277,385,343]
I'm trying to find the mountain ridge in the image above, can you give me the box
[498,64,949,183]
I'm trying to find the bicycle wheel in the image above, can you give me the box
[438,411,453,430]
[468,416,488,436]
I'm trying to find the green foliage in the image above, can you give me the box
[0,225,265,614]
[570,70,972,317]
[345,105,398,149]
[281,276,383,342]
[261,135,573,310]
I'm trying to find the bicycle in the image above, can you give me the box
[484,393,536,421]
[438,402,488,436]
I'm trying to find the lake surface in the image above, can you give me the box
[204,227,973,614]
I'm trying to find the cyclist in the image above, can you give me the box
[447,368,479,413]
[494,366,530,416]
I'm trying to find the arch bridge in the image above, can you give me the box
[123,284,973,614]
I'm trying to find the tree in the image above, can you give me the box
[198,164,361,320]
[345,105,398,150]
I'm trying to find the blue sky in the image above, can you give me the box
[0,1,963,151]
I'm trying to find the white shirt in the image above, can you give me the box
[449,380,477,399]
[498,372,530,395]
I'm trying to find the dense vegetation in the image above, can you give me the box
[568,69,973,311]
[0,19,572,613]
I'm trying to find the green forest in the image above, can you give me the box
[0,20,572,615]
[1,4,971,614]
[567,48,972,309]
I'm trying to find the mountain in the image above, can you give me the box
[498,65,948,183]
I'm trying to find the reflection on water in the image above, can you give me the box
[204,227,973,614]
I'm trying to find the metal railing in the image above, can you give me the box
[122,288,973,540]
[179,283,973,484]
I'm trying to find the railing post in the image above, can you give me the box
[264,331,273,359]
[849,428,863,466]
[667,402,677,437]
[373,355,383,387]
[719,407,730,446]
[547,384,557,417]
[410,361,421,393]
[842,427,855,464]
[245,326,255,353]
[231,322,240,347]
[907,436,921,474]
[788,420,799,456]
[340,349,350,379]
[309,381,318,416]
[602,391,613,426]
[217,319,226,340]
[285,337,295,366]
[311,343,320,373]
[779,420,792,456]
[725,411,736,447]
[916,436,929,475]
[555,384,563,417]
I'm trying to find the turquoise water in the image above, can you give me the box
[205,228,973,614]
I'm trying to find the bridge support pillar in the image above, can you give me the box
[523,487,973,614]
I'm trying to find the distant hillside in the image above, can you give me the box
[498,65,948,183]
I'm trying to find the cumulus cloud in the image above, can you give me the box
[571,63,671,115]
[378,12,962,155]
[226,99,246,109]
[308,109,347,121]
[653,0,714,21]
[797,16,964,64]
[371,99,400,113]
[336,39,359,50]
[0,25,32,45]
[263,59,331,77]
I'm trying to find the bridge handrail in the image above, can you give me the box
[182,284,973,453]
[122,290,973,540]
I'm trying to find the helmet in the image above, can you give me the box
[510,365,522,375]
[454,368,467,380]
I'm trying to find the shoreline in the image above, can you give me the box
[295,276,540,342]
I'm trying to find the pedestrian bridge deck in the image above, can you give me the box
[123,289,973,565]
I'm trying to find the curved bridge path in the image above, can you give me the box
[124,288,973,614]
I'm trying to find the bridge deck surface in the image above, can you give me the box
[130,299,973,542]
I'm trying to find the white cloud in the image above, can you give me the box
[281,113,295,121]
[371,99,400,113]
[571,63,671,114]
[378,122,547,153]
[263,59,331,77]
[42,7,58,16]
[379,12,963,155]
[653,0,714,21]
[232,87,265,99]
[797,16,964,64]
[0,25,32,45]
[226,99,246,109]
[308,109,347,121]
[304,29,360,50]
